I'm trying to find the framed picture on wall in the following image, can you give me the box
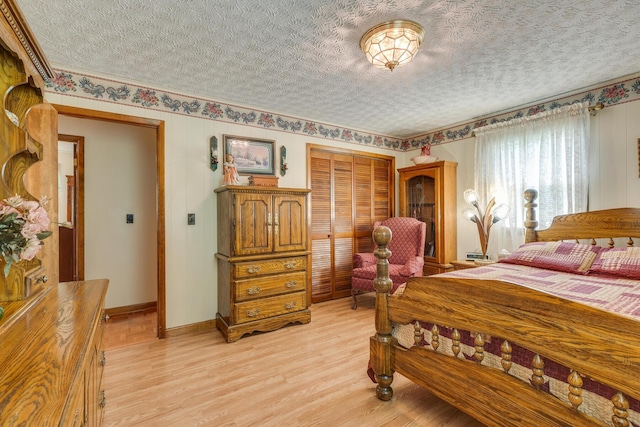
[223,135,275,176]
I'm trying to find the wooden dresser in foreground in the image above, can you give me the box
[0,280,109,426]
[215,185,311,342]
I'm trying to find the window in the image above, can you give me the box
[473,102,590,253]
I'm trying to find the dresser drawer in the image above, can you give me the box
[235,271,306,302]
[234,292,306,324]
[234,257,307,279]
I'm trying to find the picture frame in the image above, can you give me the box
[223,135,275,176]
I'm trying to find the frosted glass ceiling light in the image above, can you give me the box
[360,20,425,71]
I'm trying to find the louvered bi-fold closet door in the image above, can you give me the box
[308,146,393,303]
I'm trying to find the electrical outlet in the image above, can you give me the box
[188,213,195,225]
[126,214,134,224]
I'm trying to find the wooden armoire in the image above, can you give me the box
[308,145,394,303]
[215,185,311,342]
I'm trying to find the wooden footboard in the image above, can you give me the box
[370,191,640,427]
[385,276,640,426]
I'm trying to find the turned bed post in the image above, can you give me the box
[524,189,539,243]
[370,225,395,401]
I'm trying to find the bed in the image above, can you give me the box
[369,189,640,427]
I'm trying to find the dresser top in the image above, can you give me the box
[0,280,108,424]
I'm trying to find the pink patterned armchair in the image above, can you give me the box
[351,217,426,309]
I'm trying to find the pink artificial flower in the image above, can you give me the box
[27,206,50,231]
[21,200,39,212]
[20,222,40,240]
[21,238,42,261]
[0,206,21,218]
[5,195,24,208]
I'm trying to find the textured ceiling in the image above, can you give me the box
[16,0,640,138]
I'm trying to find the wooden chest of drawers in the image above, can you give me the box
[215,186,311,342]
[0,280,109,425]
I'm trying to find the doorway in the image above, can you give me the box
[53,104,167,338]
[58,135,84,282]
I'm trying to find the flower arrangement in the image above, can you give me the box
[0,195,51,277]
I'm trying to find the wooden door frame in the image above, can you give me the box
[53,104,167,339]
[58,134,84,281]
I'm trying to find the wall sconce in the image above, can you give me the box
[280,146,287,176]
[210,136,218,171]
[462,189,510,259]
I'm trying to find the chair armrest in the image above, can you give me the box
[399,256,425,276]
[354,252,376,268]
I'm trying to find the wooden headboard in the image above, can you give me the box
[524,188,640,244]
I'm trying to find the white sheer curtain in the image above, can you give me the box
[472,101,590,254]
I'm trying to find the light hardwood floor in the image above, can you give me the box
[103,294,485,426]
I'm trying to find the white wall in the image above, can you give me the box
[57,116,157,310]
[57,141,74,224]
[46,91,393,329]
[47,83,640,328]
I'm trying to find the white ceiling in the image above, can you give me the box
[16,0,640,139]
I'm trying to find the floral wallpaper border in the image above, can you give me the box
[46,69,640,152]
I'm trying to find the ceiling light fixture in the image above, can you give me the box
[360,20,425,72]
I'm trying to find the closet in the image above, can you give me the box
[307,144,394,303]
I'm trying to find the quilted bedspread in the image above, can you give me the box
[445,262,640,321]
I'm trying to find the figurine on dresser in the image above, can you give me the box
[223,154,240,185]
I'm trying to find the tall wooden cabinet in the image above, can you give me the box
[215,185,311,342]
[398,161,457,275]
[0,0,59,298]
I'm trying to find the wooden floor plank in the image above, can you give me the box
[103,294,485,426]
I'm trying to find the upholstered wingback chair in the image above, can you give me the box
[351,217,426,309]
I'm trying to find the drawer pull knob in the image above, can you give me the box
[247,308,261,317]
[246,265,260,274]
[284,261,297,269]
[285,280,297,288]
[100,350,107,366]
[35,274,48,284]
[285,302,297,310]
[246,286,261,295]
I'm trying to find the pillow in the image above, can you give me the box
[498,241,601,274]
[589,246,640,279]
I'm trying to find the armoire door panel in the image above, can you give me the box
[273,195,306,252]
[235,194,271,255]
